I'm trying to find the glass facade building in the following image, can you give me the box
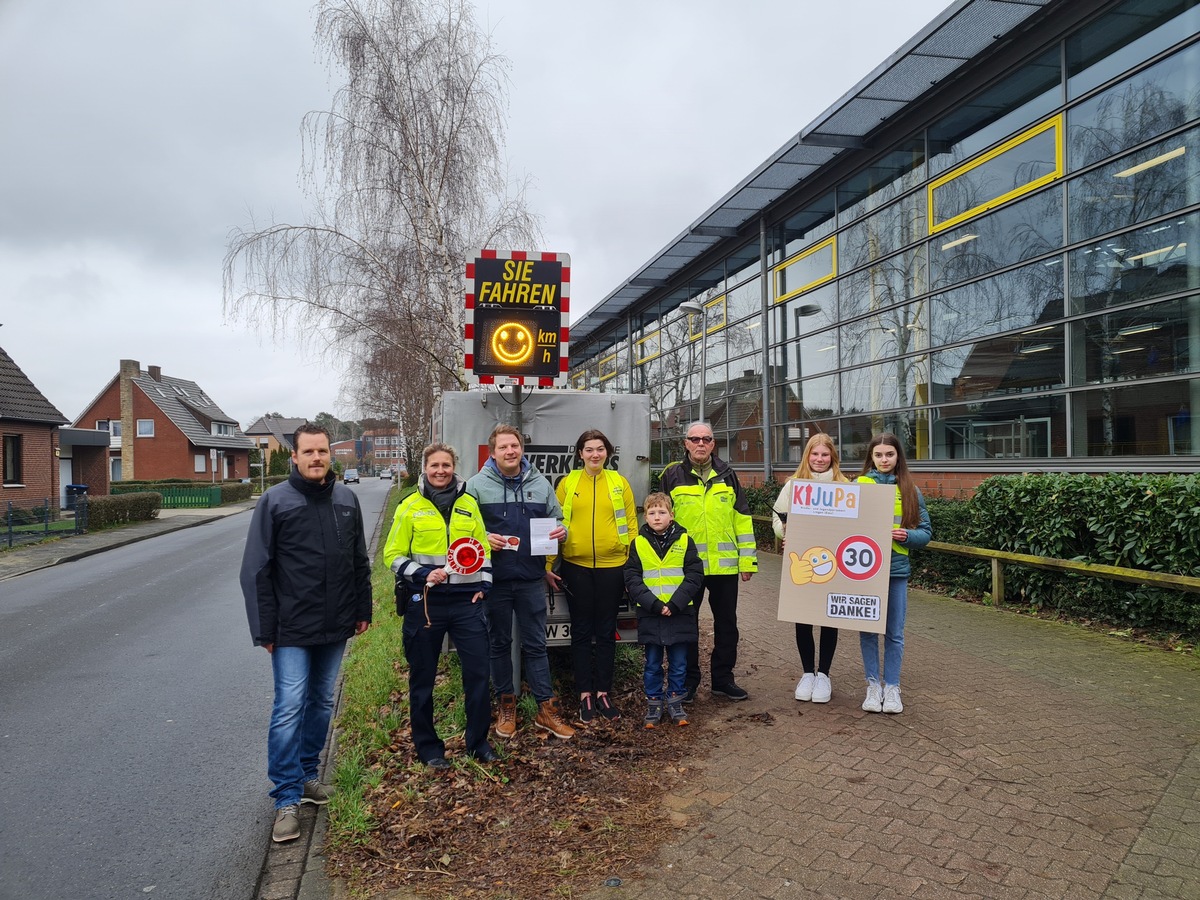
[568,0,1200,484]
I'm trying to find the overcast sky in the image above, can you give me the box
[0,0,950,429]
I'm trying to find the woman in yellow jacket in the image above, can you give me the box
[383,442,494,767]
[546,429,637,724]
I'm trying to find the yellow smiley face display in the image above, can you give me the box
[789,546,838,585]
[491,322,534,366]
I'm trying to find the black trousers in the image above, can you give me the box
[796,623,839,675]
[685,573,740,690]
[402,597,491,762]
[560,560,623,695]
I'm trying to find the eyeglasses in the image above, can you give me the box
[686,436,714,444]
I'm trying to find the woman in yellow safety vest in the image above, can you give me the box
[547,429,637,725]
[383,442,495,767]
[855,433,931,716]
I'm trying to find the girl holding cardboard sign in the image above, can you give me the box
[855,433,932,715]
[773,433,849,704]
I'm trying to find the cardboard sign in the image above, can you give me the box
[776,479,897,634]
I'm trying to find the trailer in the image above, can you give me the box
[433,389,651,646]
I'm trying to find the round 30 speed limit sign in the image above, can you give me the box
[835,535,884,581]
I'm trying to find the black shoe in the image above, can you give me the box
[711,681,749,701]
[424,756,452,770]
[595,694,621,721]
[470,745,499,763]
[576,695,595,726]
[681,686,698,705]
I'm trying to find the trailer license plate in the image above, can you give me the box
[546,623,571,641]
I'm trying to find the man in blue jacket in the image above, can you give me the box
[466,424,575,741]
[240,424,371,844]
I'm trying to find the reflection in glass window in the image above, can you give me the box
[1070,211,1198,313]
[1067,127,1199,244]
[838,141,926,224]
[773,375,838,423]
[1068,42,1200,170]
[726,277,761,324]
[931,326,1065,408]
[839,414,917,464]
[841,302,928,370]
[1070,378,1198,455]
[1067,0,1200,100]
[840,354,930,417]
[839,192,926,273]
[1070,298,1199,386]
[775,238,835,302]
[931,398,1065,459]
[723,316,763,359]
[929,48,1061,176]
[770,193,836,265]
[930,116,1063,234]
[930,187,1063,290]
[840,247,927,321]
[726,243,762,290]
[772,328,839,391]
[770,284,835,341]
[930,261,1064,350]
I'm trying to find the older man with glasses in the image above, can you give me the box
[659,421,757,702]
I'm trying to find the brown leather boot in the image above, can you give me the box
[534,696,575,740]
[493,693,518,739]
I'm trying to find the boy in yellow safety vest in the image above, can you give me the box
[624,492,705,728]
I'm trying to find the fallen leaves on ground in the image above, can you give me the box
[330,696,709,899]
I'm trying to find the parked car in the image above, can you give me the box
[343,468,360,484]
[379,467,392,479]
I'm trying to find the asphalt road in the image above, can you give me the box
[0,478,392,900]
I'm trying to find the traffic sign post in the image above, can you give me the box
[464,250,569,387]
[776,479,897,634]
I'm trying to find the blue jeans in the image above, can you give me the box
[486,578,553,701]
[860,577,908,687]
[644,643,688,700]
[268,641,346,808]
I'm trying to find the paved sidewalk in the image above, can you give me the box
[0,500,256,582]
[580,552,1200,900]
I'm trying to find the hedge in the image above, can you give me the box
[84,492,162,529]
[220,482,254,504]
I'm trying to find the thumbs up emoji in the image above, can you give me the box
[789,551,815,585]
[790,547,837,585]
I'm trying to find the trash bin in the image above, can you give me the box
[65,484,88,510]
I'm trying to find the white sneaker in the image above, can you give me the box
[811,673,832,703]
[862,681,883,713]
[882,684,903,714]
[794,673,816,701]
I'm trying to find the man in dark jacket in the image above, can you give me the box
[465,424,575,741]
[240,424,371,844]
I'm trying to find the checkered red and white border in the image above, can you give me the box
[464,249,570,387]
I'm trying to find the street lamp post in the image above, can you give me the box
[679,301,707,424]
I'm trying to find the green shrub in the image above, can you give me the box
[945,473,1200,637]
[910,497,988,596]
[84,492,162,529]
[220,482,254,504]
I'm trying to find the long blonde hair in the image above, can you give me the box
[791,433,847,482]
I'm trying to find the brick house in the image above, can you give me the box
[1,344,70,506]
[74,359,252,482]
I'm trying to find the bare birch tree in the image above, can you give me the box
[223,0,541,408]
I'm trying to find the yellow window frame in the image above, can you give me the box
[928,114,1064,235]
[635,329,661,365]
[571,370,588,390]
[597,351,619,383]
[773,236,837,303]
[686,295,727,341]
